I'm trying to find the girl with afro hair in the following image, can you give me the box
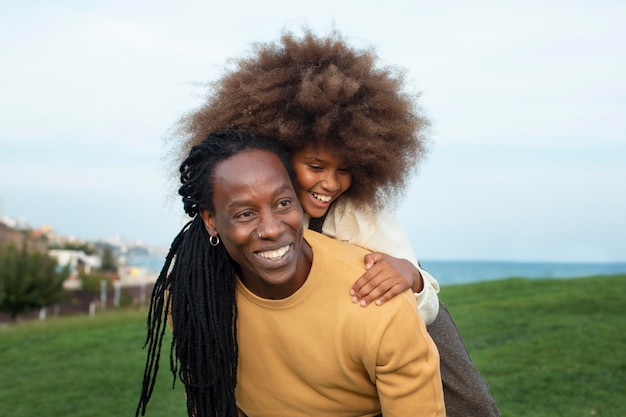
[168,29,499,416]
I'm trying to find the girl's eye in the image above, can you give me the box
[308,164,323,171]
[338,168,350,174]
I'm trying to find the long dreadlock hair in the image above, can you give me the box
[136,129,296,417]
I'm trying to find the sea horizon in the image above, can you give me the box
[126,254,626,286]
[419,259,626,286]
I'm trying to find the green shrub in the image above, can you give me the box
[0,242,69,320]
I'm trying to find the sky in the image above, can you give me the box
[1,0,624,263]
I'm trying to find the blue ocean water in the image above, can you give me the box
[128,254,626,286]
[420,260,626,286]
[125,254,167,275]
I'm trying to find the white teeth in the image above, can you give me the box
[257,245,289,261]
[312,192,332,203]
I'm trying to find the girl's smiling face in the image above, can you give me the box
[291,145,352,219]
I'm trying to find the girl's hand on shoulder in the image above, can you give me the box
[350,252,423,307]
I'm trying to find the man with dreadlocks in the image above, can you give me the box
[168,29,499,416]
[137,129,445,416]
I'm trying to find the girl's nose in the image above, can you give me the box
[321,172,340,192]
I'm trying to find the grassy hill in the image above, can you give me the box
[1,274,624,417]
[440,274,625,416]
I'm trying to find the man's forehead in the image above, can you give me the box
[212,150,292,202]
[214,149,287,180]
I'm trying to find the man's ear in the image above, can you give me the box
[199,206,218,237]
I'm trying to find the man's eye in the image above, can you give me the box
[277,199,292,209]
[236,211,254,218]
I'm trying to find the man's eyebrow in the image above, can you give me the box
[225,183,293,210]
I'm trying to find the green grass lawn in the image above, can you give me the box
[1,274,624,417]
[439,274,626,417]
[0,309,185,416]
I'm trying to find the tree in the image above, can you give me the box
[99,246,118,273]
[0,241,69,321]
[79,270,115,293]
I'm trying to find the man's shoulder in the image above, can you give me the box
[304,229,371,259]
[303,229,420,331]
[303,229,370,284]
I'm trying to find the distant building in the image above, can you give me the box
[48,249,101,275]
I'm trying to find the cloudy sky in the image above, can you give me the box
[1,1,624,262]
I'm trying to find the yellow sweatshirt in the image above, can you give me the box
[235,230,445,417]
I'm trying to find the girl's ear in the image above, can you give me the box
[199,206,218,237]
